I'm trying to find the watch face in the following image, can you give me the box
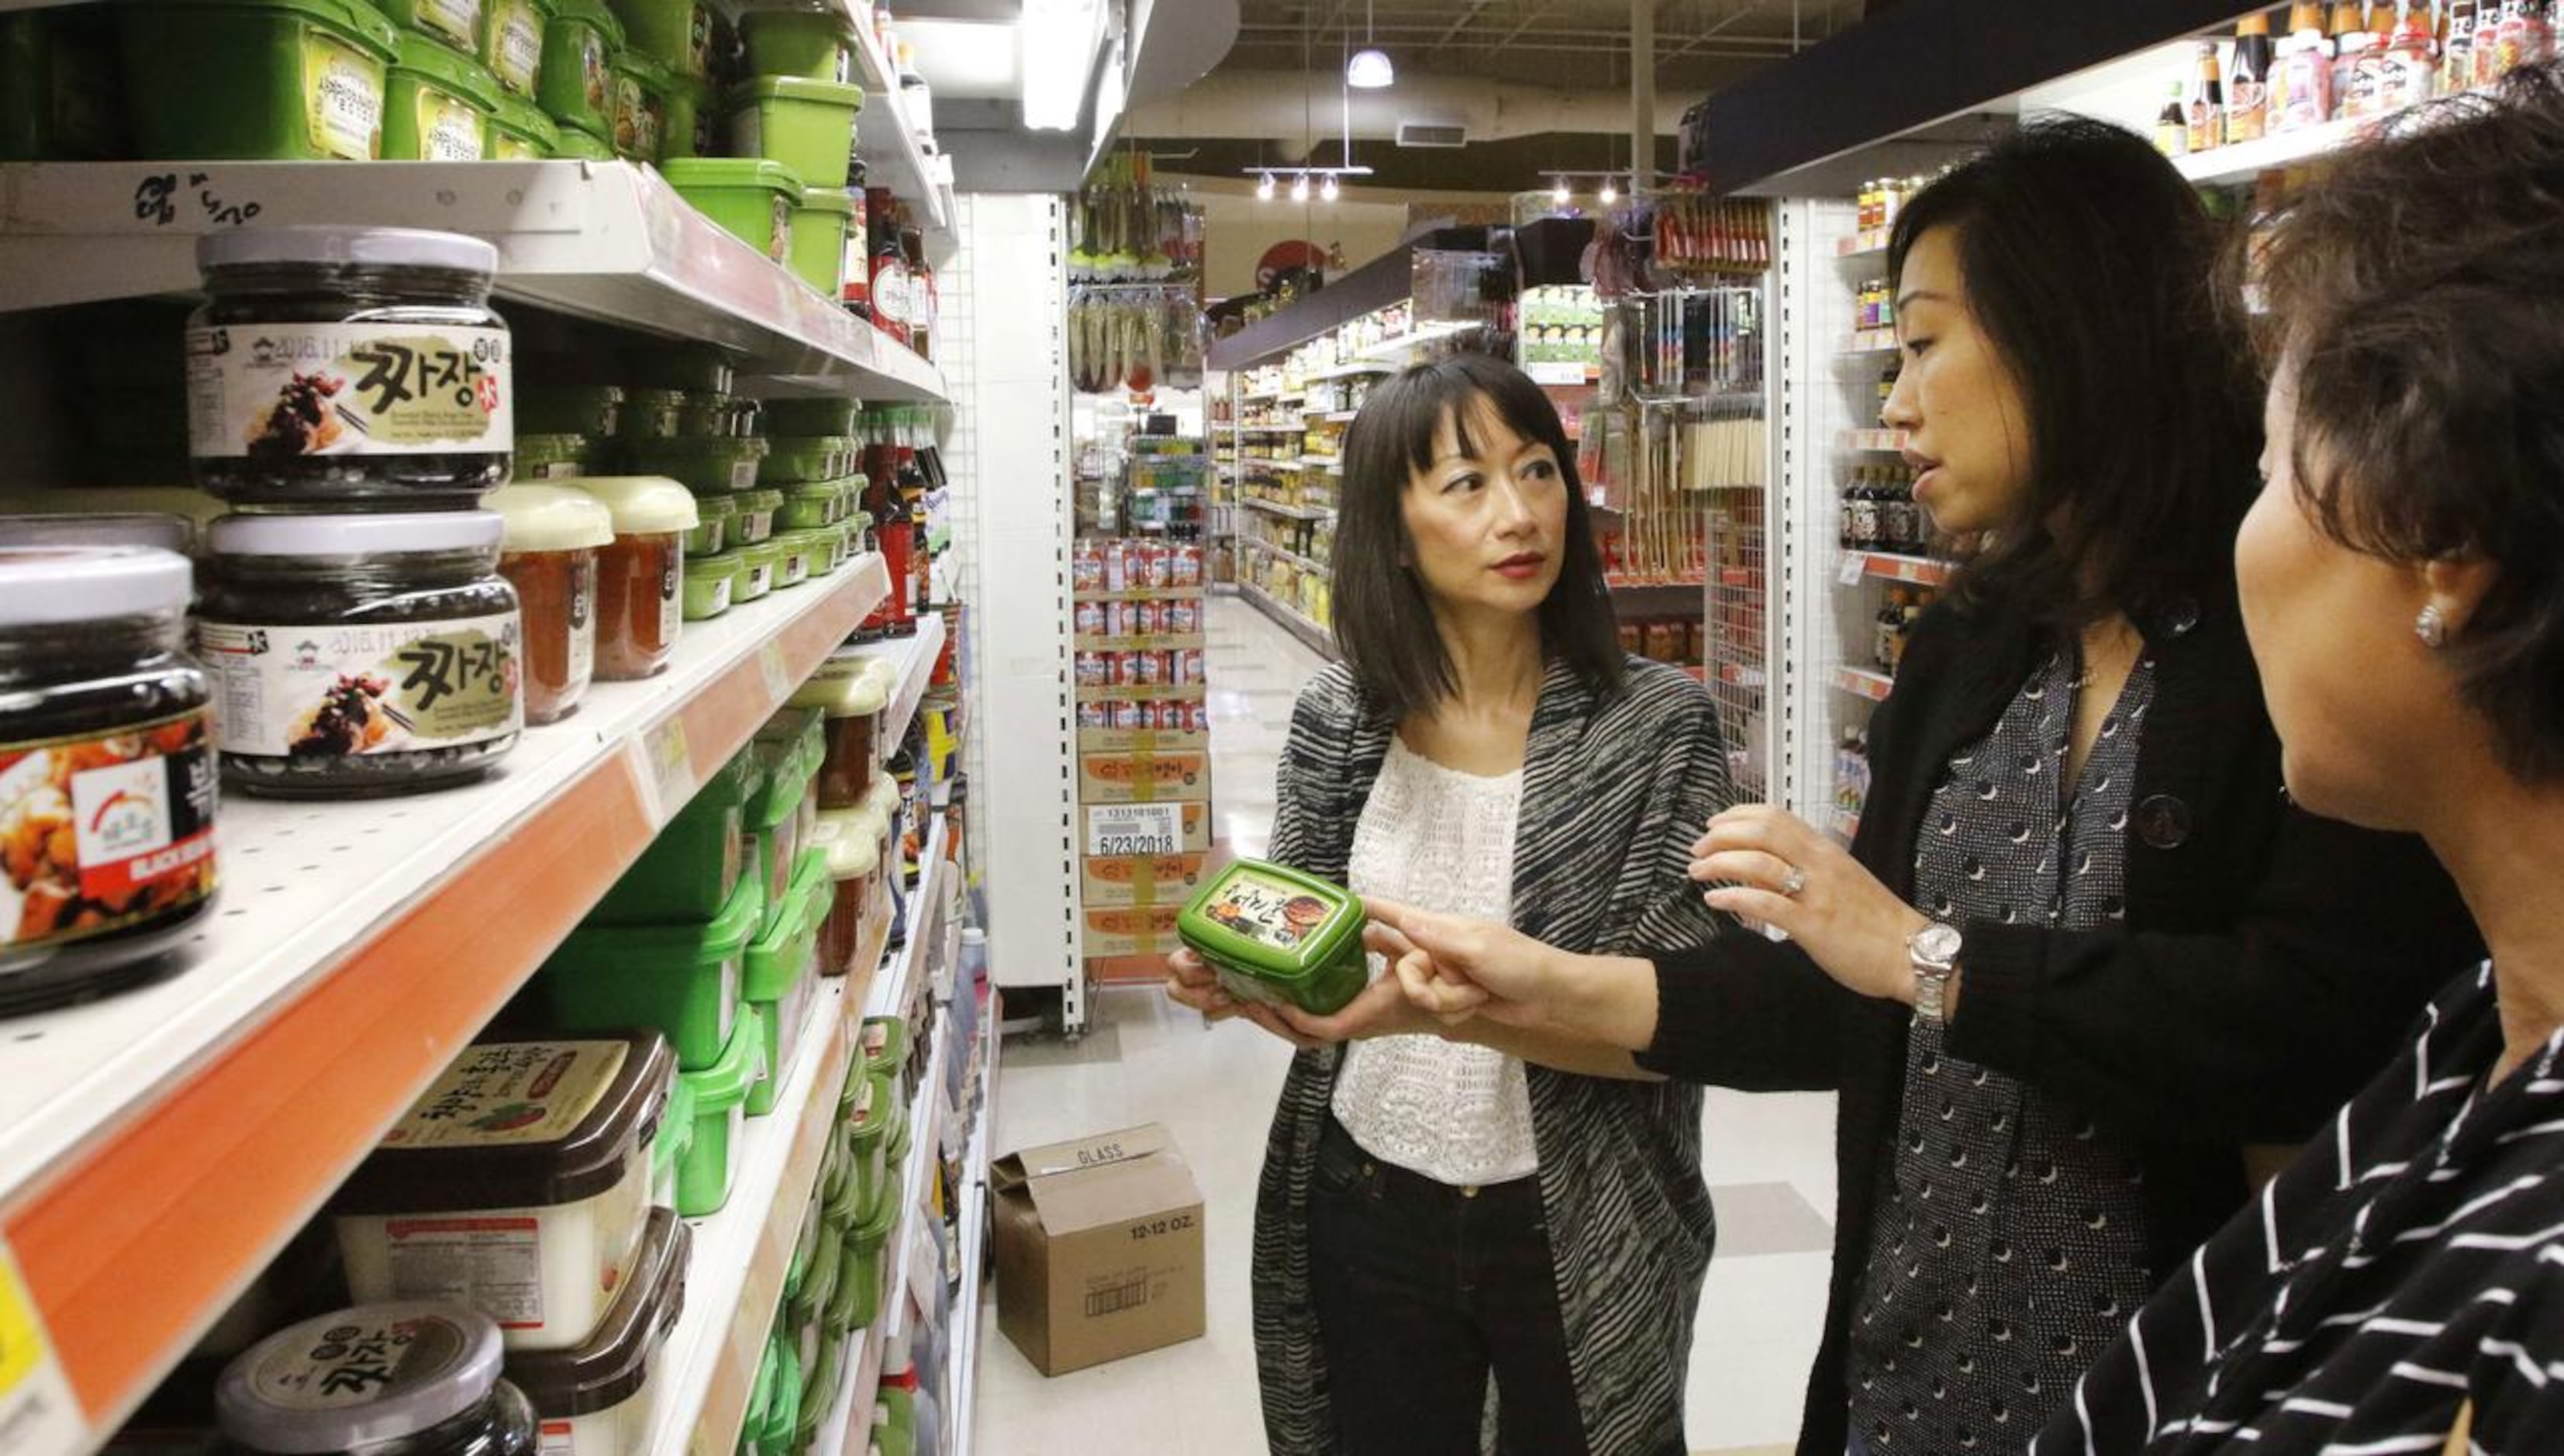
[1914,923,1964,965]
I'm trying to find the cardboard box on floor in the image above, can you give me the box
[992,1123,1206,1376]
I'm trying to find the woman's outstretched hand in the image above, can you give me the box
[1691,804,1930,1005]
[1363,897,1563,1030]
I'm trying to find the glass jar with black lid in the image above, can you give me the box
[0,547,216,1014]
[198,513,522,799]
[187,226,513,509]
[216,1302,537,1456]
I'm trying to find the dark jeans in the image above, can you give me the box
[1306,1116,1586,1456]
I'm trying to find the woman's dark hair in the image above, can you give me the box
[2250,65,2564,782]
[1889,116,2260,631]
[1332,351,1622,719]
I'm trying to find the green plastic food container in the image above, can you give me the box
[841,1068,895,1216]
[759,435,846,487]
[540,869,764,1070]
[762,1328,802,1452]
[775,529,827,589]
[609,47,668,159]
[616,385,685,440]
[3,8,123,162]
[674,1002,764,1216]
[682,547,736,622]
[722,74,858,188]
[675,392,740,439]
[683,491,734,555]
[859,1015,906,1099]
[118,0,400,161]
[744,724,813,918]
[487,86,557,156]
[628,344,734,395]
[384,30,498,160]
[376,0,479,53]
[744,850,827,1116]
[550,119,610,157]
[478,0,544,91]
[649,1070,695,1209]
[787,185,852,297]
[737,540,780,602]
[663,72,712,157]
[1178,859,1370,1016]
[590,744,754,924]
[791,1330,844,1451]
[607,0,706,77]
[877,1382,916,1456]
[661,155,802,264]
[739,5,850,81]
[520,382,619,437]
[833,1170,896,1333]
[761,397,860,436]
[734,487,783,544]
[625,434,769,494]
[740,1332,775,1454]
[512,430,588,480]
[534,0,616,140]
[785,1215,840,1375]
[780,481,840,530]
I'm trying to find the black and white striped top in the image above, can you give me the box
[2038,961,2564,1453]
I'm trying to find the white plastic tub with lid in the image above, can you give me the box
[333,1032,676,1352]
[504,1205,691,1454]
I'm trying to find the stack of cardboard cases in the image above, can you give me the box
[1071,537,1213,979]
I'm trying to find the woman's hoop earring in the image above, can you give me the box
[2415,604,2448,650]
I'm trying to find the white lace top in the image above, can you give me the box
[1330,737,1538,1186]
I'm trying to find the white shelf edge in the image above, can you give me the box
[864,811,950,1023]
[1240,581,1336,661]
[1241,536,1323,574]
[950,1006,999,1456]
[844,9,956,241]
[2172,114,2363,187]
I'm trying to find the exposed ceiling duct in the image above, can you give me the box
[1120,69,1709,156]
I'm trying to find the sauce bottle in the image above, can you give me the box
[2228,12,2276,143]
[2277,2,2338,129]
[2444,0,2479,92]
[2186,41,2227,152]
[2155,79,2190,155]
[2332,2,2379,119]
[2378,0,2438,112]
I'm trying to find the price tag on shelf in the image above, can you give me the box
[1838,553,1868,587]
[626,717,693,829]
[1087,804,1184,859]
[758,640,794,703]
[0,1240,85,1456]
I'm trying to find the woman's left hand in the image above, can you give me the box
[1275,960,1446,1044]
[1692,804,1931,1005]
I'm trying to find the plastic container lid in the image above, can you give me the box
[789,664,889,719]
[492,91,563,148]
[0,512,194,554]
[811,817,879,882]
[548,0,621,43]
[394,32,506,112]
[209,512,505,557]
[738,488,786,515]
[726,75,864,109]
[687,1002,766,1113]
[0,546,192,624]
[693,493,738,523]
[197,225,499,278]
[490,485,615,553]
[505,1206,691,1418]
[799,186,855,217]
[216,1302,506,1453]
[0,485,226,532]
[333,1031,677,1214]
[659,156,806,196]
[573,477,699,534]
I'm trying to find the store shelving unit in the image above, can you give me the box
[2172,114,2363,188]
[947,991,999,1455]
[847,12,958,258]
[1243,498,1331,522]
[1832,664,1896,702]
[1241,536,1323,574]
[0,162,947,401]
[0,560,887,1453]
[1242,581,1334,658]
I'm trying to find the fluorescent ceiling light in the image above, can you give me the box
[1599,178,1619,204]
[1257,172,1275,199]
[1021,0,1100,131]
[1320,174,1340,201]
[1291,173,1311,201]
[1552,178,1571,203]
[1348,48,1394,88]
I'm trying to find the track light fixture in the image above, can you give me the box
[1320,174,1340,202]
[1290,173,1310,202]
[1257,172,1275,199]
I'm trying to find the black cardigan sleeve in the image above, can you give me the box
[1637,933,1863,1092]
[1945,807,2476,1144]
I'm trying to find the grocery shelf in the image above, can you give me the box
[865,812,950,1025]
[1307,360,1396,380]
[841,610,946,776]
[1237,423,1304,436]
[1307,409,1361,424]
[1843,550,1953,587]
[1840,328,1899,355]
[1354,319,1484,360]
[1071,586,1204,603]
[1833,664,1896,702]
[1241,581,1336,660]
[1709,660,1769,690]
[1243,497,1332,523]
[0,558,888,1453]
[2172,115,2362,188]
[1299,455,1344,474]
[1841,428,1914,453]
[1242,536,1323,574]
[845,12,956,254]
[1835,229,1893,259]
[0,162,947,401]
[948,994,999,1454]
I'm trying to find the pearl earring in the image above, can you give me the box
[2415,604,2448,649]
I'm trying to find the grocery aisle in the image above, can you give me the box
[977,595,1837,1454]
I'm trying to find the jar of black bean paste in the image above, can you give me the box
[187,226,512,509]
[0,547,217,1013]
[198,513,523,798]
[216,1303,538,1456]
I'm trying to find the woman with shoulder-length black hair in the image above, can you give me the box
[1168,350,1736,1454]
[1361,119,2481,1455]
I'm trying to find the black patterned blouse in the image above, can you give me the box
[1848,645,2162,1452]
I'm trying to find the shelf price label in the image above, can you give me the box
[626,718,692,828]
[0,1240,85,1456]
[1838,552,1869,587]
[1087,804,1184,859]
[757,641,794,703]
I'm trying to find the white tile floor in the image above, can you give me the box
[972,595,1837,1455]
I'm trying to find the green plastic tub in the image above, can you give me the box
[785,1214,840,1376]
[860,1015,906,1093]
[512,430,588,480]
[661,155,802,264]
[761,398,860,436]
[521,383,620,437]
[617,385,685,441]
[539,869,763,1070]
[761,1328,801,1454]
[674,1002,764,1216]
[744,850,827,1116]
[780,481,838,531]
[833,1167,896,1334]
[768,529,816,589]
[682,549,737,622]
[788,185,852,297]
[118,0,400,161]
[739,5,851,81]
[722,75,858,189]
[734,488,783,544]
[384,31,499,160]
[791,1330,845,1451]
[487,87,557,157]
[683,491,734,555]
[550,124,609,157]
[590,744,754,924]
[2,9,123,162]
[877,1382,916,1456]
[626,435,768,494]
[479,0,544,91]
[744,724,813,921]
[675,392,741,439]
[1178,858,1371,1016]
[663,73,711,157]
[377,0,479,53]
[649,1071,695,1211]
[630,346,735,395]
[534,0,616,140]
[759,435,847,487]
[608,0,706,77]
[842,1068,894,1224]
[609,47,669,159]
[737,540,780,602]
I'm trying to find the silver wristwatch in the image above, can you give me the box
[1908,923,1964,1025]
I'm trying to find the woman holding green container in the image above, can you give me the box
[1165,354,1734,1455]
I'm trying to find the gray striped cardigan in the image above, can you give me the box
[1251,654,1735,1455]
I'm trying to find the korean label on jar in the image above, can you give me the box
[569,568,597,688]
[381,1219,544,1328]
[1197,867,1339,953]
[490,0,544,93]
[0,710,217,954]
[185,323,511,459]
[578,29,609,112]
[418,87,486,163]
[413,0,481,50]
[384,1040,629,1149]
[249,1309,471,1413]
[197,613,523,758]
[300,26,387,161]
